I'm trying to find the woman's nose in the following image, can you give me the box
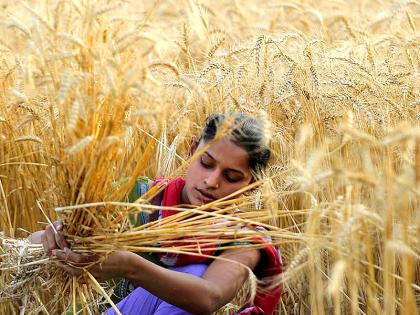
[204,170,220,188]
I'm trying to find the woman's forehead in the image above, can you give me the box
[199,137,251,170]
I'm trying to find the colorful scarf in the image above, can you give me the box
[155,177,283,315]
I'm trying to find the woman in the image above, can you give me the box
[32,113,283,315]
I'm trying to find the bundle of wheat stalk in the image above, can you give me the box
[1,0,419,314]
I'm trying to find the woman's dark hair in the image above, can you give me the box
[198,113,271,179]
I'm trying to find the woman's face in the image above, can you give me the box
[181,137,253,206]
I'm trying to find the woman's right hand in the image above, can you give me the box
[41,220,69,256]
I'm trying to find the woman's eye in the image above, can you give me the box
[200,157,213,169]
[225,174,241,183]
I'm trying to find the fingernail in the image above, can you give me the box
[52,250,57,256]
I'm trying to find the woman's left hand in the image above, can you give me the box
[52,248,125,284]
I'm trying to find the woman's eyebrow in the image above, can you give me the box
[205,152,245,176]
[204,152,215,160]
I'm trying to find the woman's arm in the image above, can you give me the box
[54,247,260,314]
[124,248,260,314]
[27,230,44,243]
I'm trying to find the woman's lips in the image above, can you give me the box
[196,188,216,203]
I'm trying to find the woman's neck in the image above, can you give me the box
[180,185,190,205]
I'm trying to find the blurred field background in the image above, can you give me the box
[0,0,419,314]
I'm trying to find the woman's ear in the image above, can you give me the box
[188,136,198,158]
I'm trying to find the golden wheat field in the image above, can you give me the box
[0,0,419,314]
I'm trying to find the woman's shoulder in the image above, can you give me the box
[126,176,154,202]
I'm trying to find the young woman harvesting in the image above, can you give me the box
[32,113,283,315]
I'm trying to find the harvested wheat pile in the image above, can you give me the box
[0,0,419,314]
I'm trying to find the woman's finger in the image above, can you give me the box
[44,225,58,255]
[54,231,69,250]
[40,232,48,253]
[52,249,66,262]
[53,220,64,231]
[56,261,83,277]
[63,247,85,264]
[53,247,94,266]
[47,220,69,250]
[53,248,79,264]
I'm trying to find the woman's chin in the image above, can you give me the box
[187,190,215,206]
[190,195,210,206]
[191,198,205,206]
